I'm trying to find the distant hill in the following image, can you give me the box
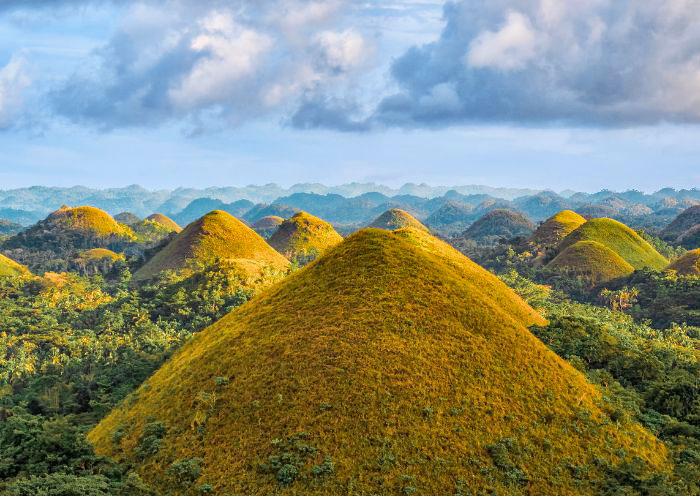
[4,206,135,252]
[173,198,255,226]
[145,213,181,233]
[558,218,668,270]
[90,227,667,495]
[133,210,288,282]
[513,191,570,221]
[243,204,300,224]
[547,240,635,283]
[425,201,474,234]
[267,212,342,262]
[463,209,535,243]
[252,216,284,239]
[0,253,30,277]
[667,249,700,276]
[661,205,700,242]
[677,225,700,249]
[0,219,23,235]
[529,210,587,250]
[368,208,428,232]
[114,212,141,225]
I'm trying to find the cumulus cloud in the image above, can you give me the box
[0,57,30,130]
[48,0,373,131]
[306,0,700,130]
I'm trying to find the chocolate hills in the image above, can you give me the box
[132,210,288,281]
[368,208,428,232]
[558,218,668,270]
[3,206,135,251]
[667,249,700,276]
[424,201,474,234]
[660,205,700,242]
[267,211,342,262]
[114,212,141,225]
[463,209,535,243]
[529,210,587,250]
[243,203,300,224]
[252,216,284,239]
[145,213,181,233]
[90,227,667,495]
[0,253,30,277]
[547,240,635,283]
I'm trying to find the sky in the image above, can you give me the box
[2,0,700,192]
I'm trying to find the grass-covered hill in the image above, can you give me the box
[0,253,30,277]
[145,214,181,233]
[677,224,700,249]
[130,214,182,244]
[90,228,667,495]
[267,211,342,262]
[368,208,428,232]
[558,218,669,271]
[661,205,700,242]
[252,216,284,239]
[424,201,474,234]
[547,240,635,283]
[529,210,587,250]
[243,204,300,224]
[133,210,289,282]
[114,212,141,225]
[3,206,135,252]
[463,209,535,243]
[667,249,700,276]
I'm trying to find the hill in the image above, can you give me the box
[173,198,255,226]
[252,216,284,239]
[558,218,668,270]
[368,208,428,232]
[529,210,587,249]
[513,191,570,221]
[661,205,700,241]
[133,210,288,281]
[145,214,181,233]
[547,240,635,283]
[267,212,342,262]
[424,201,474,234]
[0,253,30,277]
[114,212,141,225]
[90,228,667,495]
[463,209,535,243]
[667,249,700,276]
[243,204,300,224]
[3,206,135,251]
[677,224,700,249]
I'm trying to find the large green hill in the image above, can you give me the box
[90,228,667,495]
[547,240,635,283]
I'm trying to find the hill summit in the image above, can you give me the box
[529,210,587,249]
[547,240,635,283]
[268,211,342,262]
[463,208,534,243]
[145,213,181,233]
[252,216,284,239]
[90,228,666,495]
[368,208,428,232]
[133,210,288,281]
[667,249,700,276]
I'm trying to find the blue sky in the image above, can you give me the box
[2,0,700,192]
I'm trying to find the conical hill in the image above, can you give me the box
[463,208,534,242]
[530,210,586,249]
[90,228,667,495]
[267,211,342,261]
[660,205,700,241]
[667,249,700,276]
[0,253,30,277]
[368,208,428,232]
[145,213,182,233]
[547,240,635,283]
[132,210,288,281]
[252,216,284,239]
[558,218,668,270]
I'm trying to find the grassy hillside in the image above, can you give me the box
[145,214,181,233]
[252,216,284,239]
[76,248,125,262]
[661,205,700,241]
[368,208,428,232]
[530,210,587,249]
[547,240,635,283]
[558,218,669,270]
[133,210,288,281]
[90,228,667,495]
[667,249,700,276]
[268,212,342,262]
[464,209,535,242]
[0,253,30,277]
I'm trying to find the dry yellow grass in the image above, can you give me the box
[145,213,182,233]
[0,253,30,277]
[133,210,289,281]
[547,240,635,283]
[667,248,700,276]
[530,210,587,248]
[267,211,343,260]
[76,248,125,263]
[368,208,428,232]
[90,228,667,495]
[48,206,135,238]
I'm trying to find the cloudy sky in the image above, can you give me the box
[2,0,700,192]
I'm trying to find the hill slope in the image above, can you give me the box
[0,253,30,277]
[464,209,535,243]
[252,216,284,239]
[529,210,587,249]
[661,205,700,241]
[267,212,342,261]
[133,210,288,281]
[547,240,635,283]
[91,228,666,495]
[667,249,700,276]
[368,208,428,232]
[558,218,668,270]
[145,213,181,233]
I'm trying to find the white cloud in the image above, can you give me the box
[467,11,537,70]
[0,56,30,129]
[314,29,369,73]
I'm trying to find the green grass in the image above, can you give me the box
[0,253,30,277]
[547,240,635,283]
[90,228,668,495]
[267,212,342,261]
[558,218,669,270]
[530,210,587,248]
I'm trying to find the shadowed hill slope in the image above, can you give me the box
[530,210,587,249]
[114,212,141,225]
[547,240,635,283]
[368,208,428,232]
[90,228,666,495]
[661,205,700,241]
[268,212,342,261]
[667,249,700,276]
[0,253,30,277]
[133,210,288,281]
[252,216,284,239]
[464,209,535,243]
[558,218,668,270]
